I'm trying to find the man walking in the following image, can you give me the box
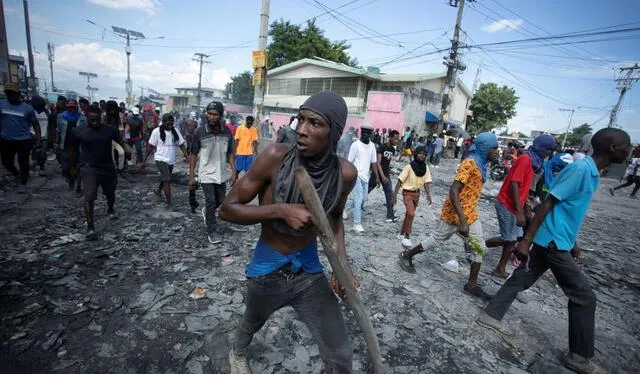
[30,95,50,177]
[188,101,236,243]
[56,99,86,195]
[234,115,258,175]
[490,134,556,278]
[431,133,445,167]
[70,105,127,240]
[219,91,357,374]
[477,128,631,374]
[347,124,379,233]
[377,129,399,222]
[398,133,499,300]
[0,83,41,193]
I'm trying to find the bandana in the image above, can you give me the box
[525,134,557,173]
[410,146,427,177]
[467,132,498,182]
[543,153,573,188]
[273,91,347,236]
[62,109,81,123]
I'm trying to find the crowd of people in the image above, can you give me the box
[1,85,635,374]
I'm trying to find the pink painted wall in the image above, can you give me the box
[364,92,405,133]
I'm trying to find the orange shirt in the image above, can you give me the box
[234,125,258,156]
[440,158,484,225]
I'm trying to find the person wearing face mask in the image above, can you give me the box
[0,83,40,193]
[346,124,380,233]
[145,114,187,209]
[489,134,557,279]
[70,104,128,240]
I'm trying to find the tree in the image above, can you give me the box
[224,71,254,106]
[562,123,592,147]
[466,83,519,134]
[267,19,358,70]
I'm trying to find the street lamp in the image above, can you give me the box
[111,26,145,107]
[79,71,98,102]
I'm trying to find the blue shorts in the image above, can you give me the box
[236,154,254,172]
[495,199,523,242]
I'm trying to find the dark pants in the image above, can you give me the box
[82,168,117,201]
[431,152,442,166]
[31,139,47,170]
[381,178,394,219]
[454,146,461,159]
[614,175,640,197]
[485,243,596,358]
[202,182,226,234]
[0,138,33,185]
[234,271,352,373]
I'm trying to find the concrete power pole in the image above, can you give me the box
[79,71,98,102]
[608,63,640,128]
[559,108,575,149]
[437,0,470,133]
[111,26,145,108]
[23,0,37,94]
[193,53,210,110]
[253,0,270,121]
[47,42,55,91]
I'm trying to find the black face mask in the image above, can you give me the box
[361,130,372,144]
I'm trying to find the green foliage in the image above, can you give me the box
[224,71,254,107]
[468,236,485,256]
[467,83,519,134]
[267,19,358,69]
[562,123,592,147]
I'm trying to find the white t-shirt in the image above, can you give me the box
[148,127,185,164]
[456,137,464,147]
[348,140,377,182]
[626,158,640,177]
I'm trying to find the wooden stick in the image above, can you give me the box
[295,167,384,374]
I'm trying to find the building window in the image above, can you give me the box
[268,78,302,95]
[268,77,359,97]
[329,77,359,97]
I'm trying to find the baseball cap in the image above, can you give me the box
[3,82,20,93]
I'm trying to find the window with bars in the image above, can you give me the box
[267,77,360,97]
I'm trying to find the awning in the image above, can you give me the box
[425,111,439,122]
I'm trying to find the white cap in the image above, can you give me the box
[131,107,140,115]
[155,106,160,111]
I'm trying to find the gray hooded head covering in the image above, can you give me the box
[273,91,347,236]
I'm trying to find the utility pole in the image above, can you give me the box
[23,0,37,94]
[462,64,481,127]
[0,0,11,85]
[47,42,55,91]
[253,0,270,121]
[111,26,146,108]
[79,71,98,102]
[193,53,210,110]
[608,63,640,128]
[437,0,470,133]
[559,108,575,149]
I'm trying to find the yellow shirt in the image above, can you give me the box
[235,125,258,156]
[440,158,484,225]
[398,164,432,191]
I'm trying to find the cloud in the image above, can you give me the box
[24,43,231,100]
[86,0,160,16]
[482,19,523,33]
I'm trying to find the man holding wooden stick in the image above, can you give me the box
[220,91,358,374]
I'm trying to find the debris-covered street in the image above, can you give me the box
[1,150,639,374]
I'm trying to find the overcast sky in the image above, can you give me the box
[4,0,640,140]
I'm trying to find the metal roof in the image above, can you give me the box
[267,58,472,97]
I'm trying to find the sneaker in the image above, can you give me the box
[564,352,605,374]
[463,284,493,301]
[476,312,513,336]
[108,212,118,220]
[609,187,615,196]
[352,224,365,233]
[386,216,399,223]
[401,237,413,248]
[207,235,221,245]
[229,350,252,374]
[85,229,98,241]
[396,233,405,241]
[342,211,348,219]
[201,207,207,225]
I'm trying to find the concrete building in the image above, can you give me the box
[165,87,224,113]
[8,54,27,92]
[263,58,472,134]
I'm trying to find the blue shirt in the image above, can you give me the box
[245,239,324,277]
[533,156,600,251]
[0,100,37,140]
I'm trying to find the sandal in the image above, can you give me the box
[463,284,493,301]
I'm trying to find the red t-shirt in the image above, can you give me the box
[497,153,534,214]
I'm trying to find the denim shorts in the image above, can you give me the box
[495,199,523,241]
